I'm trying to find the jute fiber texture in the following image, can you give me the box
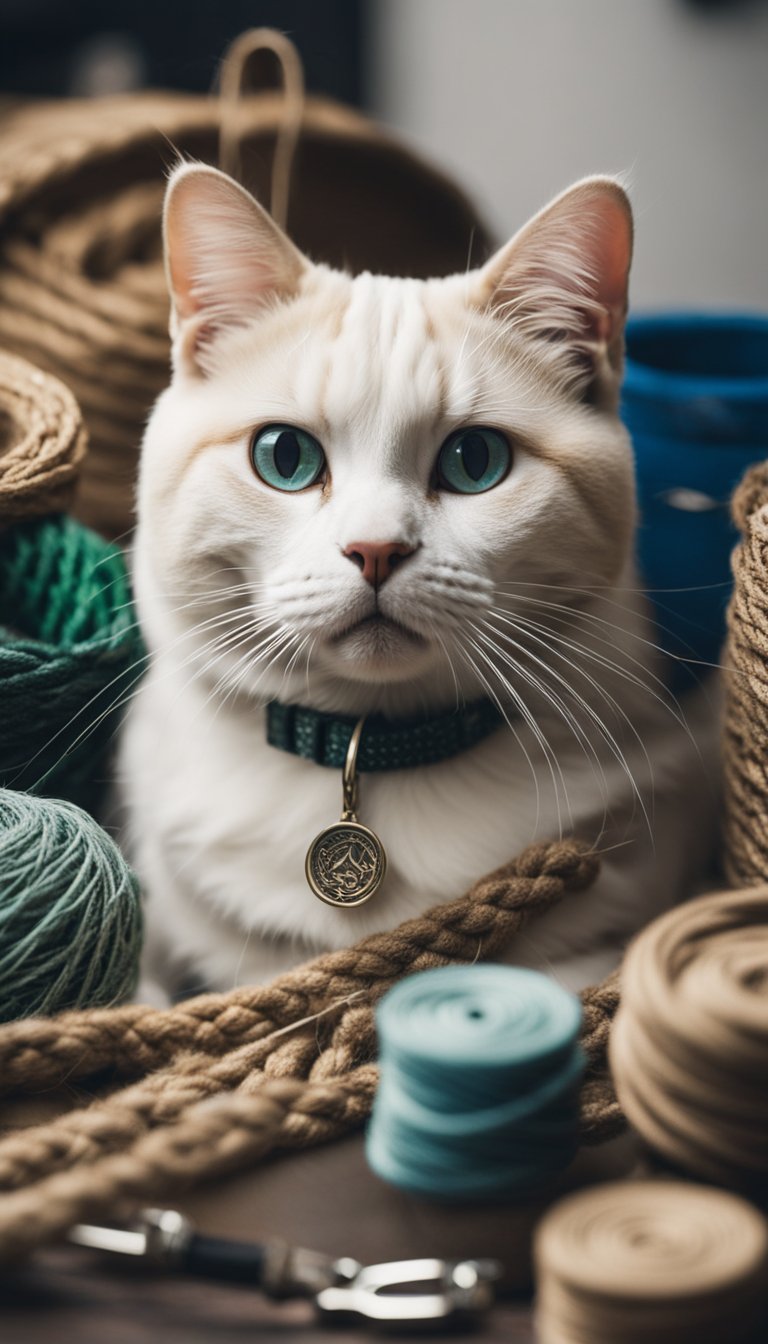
[610,885,768,1193]
[0,72,490,538]
[0,840,623,1259]
[534,1180,768,1344]
[0,350,85,524]
[724,461,768,885]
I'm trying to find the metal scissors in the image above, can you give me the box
[68,1207,500,1331]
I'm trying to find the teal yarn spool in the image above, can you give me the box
[367,965,584,1200]
[0,788,142,1021]
[0,514,146,811]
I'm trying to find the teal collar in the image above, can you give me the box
[266,699,503,772]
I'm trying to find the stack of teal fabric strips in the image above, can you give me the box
[367,965,584,1200]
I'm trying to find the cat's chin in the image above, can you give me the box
[322,613,434,684]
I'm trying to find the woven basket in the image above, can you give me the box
[0,88,491,539]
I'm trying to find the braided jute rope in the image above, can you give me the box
[0,350,86,523]
[0,841,623,1258]
[723,462,768,885]
[610,885,768,1192]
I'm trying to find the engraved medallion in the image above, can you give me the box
[305,717,388,908]
[306,820,387,907]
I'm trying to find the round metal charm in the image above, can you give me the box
[305,819,387,908]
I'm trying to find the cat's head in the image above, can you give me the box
[134,164,635,716]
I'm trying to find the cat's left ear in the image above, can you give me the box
[163,162,308,376]
[474,176,633,404]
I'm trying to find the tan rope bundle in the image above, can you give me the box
[609,885,768,1191]
[723,462,768,885]
[534,1180,768,1344]
[0,32,491,539]
[0,349,86,523]
[0,839,624,1259]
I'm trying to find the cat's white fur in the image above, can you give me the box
[117,166,719,1001]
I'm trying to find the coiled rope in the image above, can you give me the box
[723,461,768,885]
[0,350,85,524]
[610,885,768,1192]
[534,1180,768,1344]
[0,513,145,809]
[0,840,624,1259]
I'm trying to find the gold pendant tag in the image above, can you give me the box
[305,718,387,908]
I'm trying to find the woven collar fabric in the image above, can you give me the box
[266,699,504,772]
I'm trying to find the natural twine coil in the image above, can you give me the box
[0,840,624,1259]
[724,461,768,885]
[0,32,491,539]
[0,350,85,524]
[534,1180,768,1344]
[609,885,768,1192]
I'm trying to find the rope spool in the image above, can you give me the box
[723,461,768,884]
[0,513,145,809]
[534,1180,768,1344]
[0,789,142,1021]
[0,349,86,524]
[0,31,492,538]
[609,886,768,1192]
[367,965,584,1199]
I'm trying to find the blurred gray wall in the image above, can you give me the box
[371,0,768,309]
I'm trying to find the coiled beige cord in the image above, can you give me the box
[535,1180,768,1343]
[609,886,768,1190]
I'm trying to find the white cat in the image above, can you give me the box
[117,164,718,1002]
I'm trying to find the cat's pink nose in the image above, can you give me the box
[343,540,416,588]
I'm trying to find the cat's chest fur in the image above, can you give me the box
[117,654,714,995]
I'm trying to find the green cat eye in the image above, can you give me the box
[251,425,325,492]
[436,428,511,494]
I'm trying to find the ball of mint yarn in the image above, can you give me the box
[0,788,142,1021]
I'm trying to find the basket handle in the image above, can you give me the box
[218,28,305,231]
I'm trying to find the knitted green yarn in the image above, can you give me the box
[0,514,146,810]
[0,789,142,1020]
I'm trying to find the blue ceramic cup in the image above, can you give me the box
[621,313,768,679]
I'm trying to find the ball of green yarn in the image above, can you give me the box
[0,788,142,1021]
[0,513,146,812]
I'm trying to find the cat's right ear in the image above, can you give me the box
[163,162,307,376]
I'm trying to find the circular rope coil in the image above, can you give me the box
[534,1180,768,1344]
[0,49,491,539]
[0,513,145,810]
[0,350,86,524]
[724,461,768,885]
[609,886,768,1191]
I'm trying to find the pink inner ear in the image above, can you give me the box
[164,166,305,333]
[590,195,633,320]
[484,181,633,351]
